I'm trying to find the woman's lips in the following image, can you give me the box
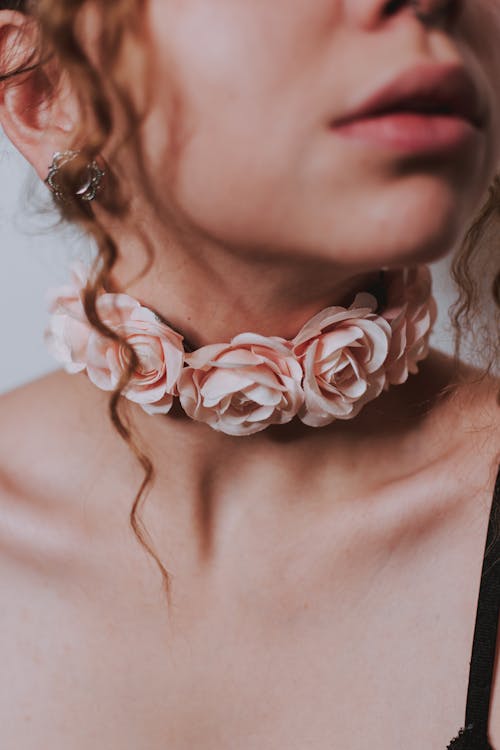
[330,111,480,154]
[328,61,486,154]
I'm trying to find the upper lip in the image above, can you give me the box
[332,63,486,129]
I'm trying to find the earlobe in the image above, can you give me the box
[0,11,79,181]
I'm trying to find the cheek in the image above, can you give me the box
[140,0,341,243]
[136,0,500,266]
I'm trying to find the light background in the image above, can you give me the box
[0,132,470,396]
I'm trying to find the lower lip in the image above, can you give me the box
[331,112,480,154]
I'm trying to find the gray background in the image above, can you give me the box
[0,132,466,396]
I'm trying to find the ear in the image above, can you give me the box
[0,10,81,182]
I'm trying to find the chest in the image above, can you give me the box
[1,524,495,750]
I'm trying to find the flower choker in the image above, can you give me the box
[44,262,438,436]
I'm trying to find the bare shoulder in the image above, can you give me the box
[0,369,114,499]
[452,357,499,469]
[0,369,133,573]
[427,349,500,465]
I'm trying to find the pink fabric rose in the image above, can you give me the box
[176,333,305,435]
[291,293,392,427]
[381,265,438,387]
[85,293,185,415]
[44,259,438,434]
[44,260,93,373]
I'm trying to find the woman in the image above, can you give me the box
[0,0,499,747]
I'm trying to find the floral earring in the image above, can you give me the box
[45,150,105,203]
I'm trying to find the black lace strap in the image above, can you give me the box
[462,462,500,741]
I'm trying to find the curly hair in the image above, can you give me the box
[1,0,499,594]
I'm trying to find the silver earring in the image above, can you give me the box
[45,150,105,203]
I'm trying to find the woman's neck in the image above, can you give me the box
[125,347,460,509]
[104,218,384,349]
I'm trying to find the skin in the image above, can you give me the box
[0,0,499,748]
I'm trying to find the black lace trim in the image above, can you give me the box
[447,724,475,749]
[447,722,493,749]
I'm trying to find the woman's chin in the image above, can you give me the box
[373,234,457,268]
[354,209,465,268]
[303,224,459,271]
